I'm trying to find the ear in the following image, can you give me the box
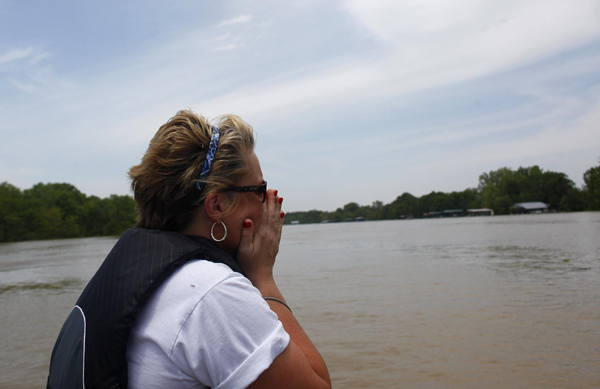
[203,193,224,223]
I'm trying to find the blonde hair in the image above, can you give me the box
[128,110,255,231]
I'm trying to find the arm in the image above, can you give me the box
[237,190,331,389]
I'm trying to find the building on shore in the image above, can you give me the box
[423,209,466,218]
[510,202,549,214]
[443,209,465,217]
[467,208,494,216]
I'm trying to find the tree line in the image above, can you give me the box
[285,163,600,224]
[0,182,136,243]
[1,162,598,241]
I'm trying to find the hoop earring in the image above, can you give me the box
[211,221,227,242]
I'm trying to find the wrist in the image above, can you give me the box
[250,277,282,299]
[245,268,274,285]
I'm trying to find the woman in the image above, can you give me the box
[47,110,331,388]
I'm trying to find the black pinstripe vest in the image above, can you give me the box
[47,228,242,389]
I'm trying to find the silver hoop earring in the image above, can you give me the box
[211,221,227,242]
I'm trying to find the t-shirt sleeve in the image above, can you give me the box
[169,272,290,389]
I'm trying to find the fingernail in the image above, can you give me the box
[278,197,283,204]
[244,220,251,228]
[280,212,285,218]
[273,190,278,197]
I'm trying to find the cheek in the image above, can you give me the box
[233,200,263,227]
[250,204,264,226]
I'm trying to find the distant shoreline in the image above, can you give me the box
[1,162,599,241]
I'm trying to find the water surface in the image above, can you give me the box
[1,213,599,388]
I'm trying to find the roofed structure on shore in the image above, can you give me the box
[423,211,443,218]
[510,202,549,214]
[443,209,464,217]
[423,209,465,218]
[467,208,494,216]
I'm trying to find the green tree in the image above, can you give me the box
[583,163,600,210]
[479,167,516,214]
[23,183,87,238]
[343,202,360,213]
[0,182,26,242]
[303,209,324,224]
[479,166,582,214]
[0,182,137,242]
[102,195,137,236]
[329,208,344,222]
[281,163,590,226]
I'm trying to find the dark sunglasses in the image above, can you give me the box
[223,181,267,203]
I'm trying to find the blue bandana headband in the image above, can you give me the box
[196,125,220,194]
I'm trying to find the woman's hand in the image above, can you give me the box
[237,189,284,285]
[237,189,332,389]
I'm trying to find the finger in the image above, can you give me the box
[238,218,255,257]
[276,196,283,216]
[266,189,278,222]
[267,188,278,202]
[272,191,283,230]
[273,191,282,214]
[279,211,285,234]
[260,193,270,226]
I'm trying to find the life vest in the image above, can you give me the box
[47,228,242,389]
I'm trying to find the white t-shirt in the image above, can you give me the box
[126,260,290,389]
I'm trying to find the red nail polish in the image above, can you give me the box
[244,220,251,228]
[273,190,278,197]
[278,197,283,204]
[280,212,285,218]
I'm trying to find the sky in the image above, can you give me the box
[1,0,599,212]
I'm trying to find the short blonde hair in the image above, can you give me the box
[128,110,255,231]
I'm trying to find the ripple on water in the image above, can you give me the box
[0,278,83,295]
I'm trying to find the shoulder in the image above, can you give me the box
[171,259,240,288]
[156,260,271,321]
[172,263,289,388]
[132,258,287,349]
[129,260,249,349]
[128,259,289,388]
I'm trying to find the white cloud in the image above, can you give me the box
[211,43,240,52]
[218,14,254,27]
[195,64,376,124]
[192,0,600,127]
[413,93,600,182]
[9,79,36,92]
[484,96,600,161]
[0,47,33,65]
[214,33,231,40]
[1,2,598,209]
[0,45,75,95]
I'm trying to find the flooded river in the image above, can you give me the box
[1,212,599,388]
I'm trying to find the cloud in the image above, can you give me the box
[211,43,240,52]
[9,79,36,92]
[0,47,34,65]
[193,0,600,127]
[481,96,600,162]
[195,63,375,124]
[1,1,598,210]
[0,45,75,95]
[214,33,231,40]
[403,92,600,190]
[218,14,254,27]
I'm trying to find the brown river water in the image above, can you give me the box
[1,212,599,388]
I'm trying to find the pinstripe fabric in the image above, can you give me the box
[48,228,242,389]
